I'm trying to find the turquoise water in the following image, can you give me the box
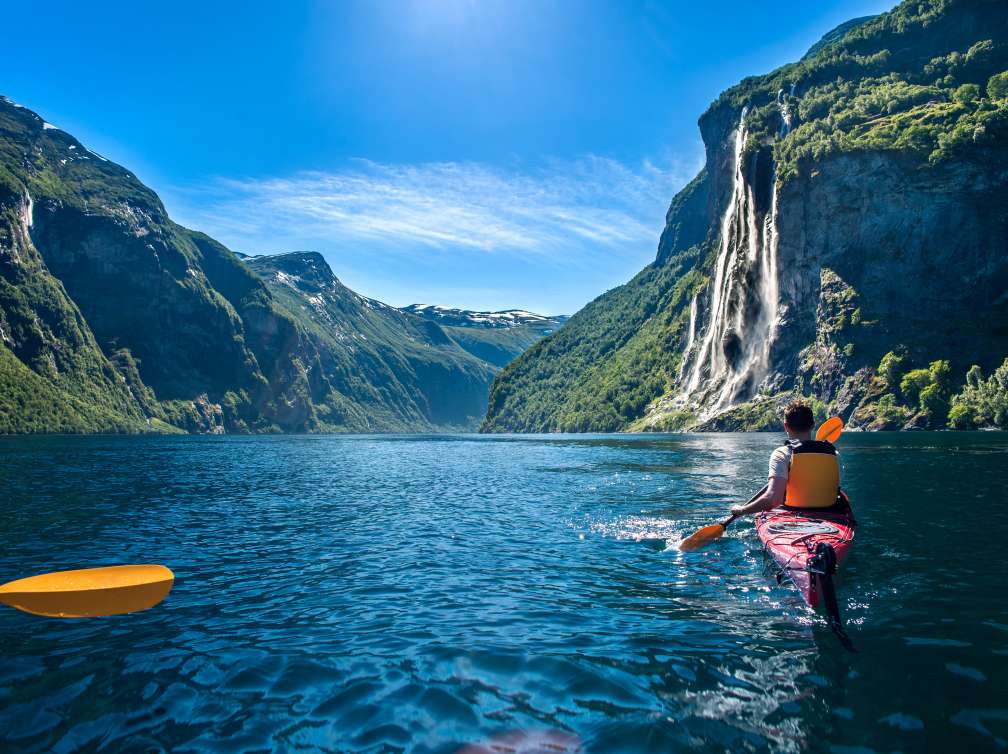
[1,433,1006,753]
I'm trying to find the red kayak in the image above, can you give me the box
[756,494,856,649]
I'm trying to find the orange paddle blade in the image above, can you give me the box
[816,416,844,443]
[679,523,727,552]
[0,564,174,618]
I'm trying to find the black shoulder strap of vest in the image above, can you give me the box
[792,439,837,455]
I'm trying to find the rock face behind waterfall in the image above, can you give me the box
[483,0,1008,433]
[774,152,1006,398]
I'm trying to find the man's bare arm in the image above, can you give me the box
[731,476,786,517]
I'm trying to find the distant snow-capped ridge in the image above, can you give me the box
[402,304,567,330]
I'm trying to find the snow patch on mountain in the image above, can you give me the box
[402,304,567,330]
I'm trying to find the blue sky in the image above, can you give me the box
[3,0,893,314]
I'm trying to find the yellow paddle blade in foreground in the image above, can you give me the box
[817,416,844,443]
[0,564,174,618]
[678,522,728,552]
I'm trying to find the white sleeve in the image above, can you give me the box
[768,446,791,479]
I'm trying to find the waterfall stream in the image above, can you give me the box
[677,295,699,382]
[778,83,797,136]
[21,190,33,229]
[680,109,781,417]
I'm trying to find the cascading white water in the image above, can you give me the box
[677,294,699,381]
[685,294,698,352]
[681,109,781,416]
[777,83,797,136]
[21,190,33,229]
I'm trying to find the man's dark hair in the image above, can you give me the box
[783,400,815,432]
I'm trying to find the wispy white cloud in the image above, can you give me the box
[167,155,698,257]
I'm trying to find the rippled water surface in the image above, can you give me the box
[1,433,1007,753]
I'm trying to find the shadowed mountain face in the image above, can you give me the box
[0,98,496,433]
[483,0,1008,433]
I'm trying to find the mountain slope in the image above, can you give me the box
[246,253,496,430]
[802,16,878,60]
[402,305,567,369]
[0,97,494,433]
[483,0,1008,433]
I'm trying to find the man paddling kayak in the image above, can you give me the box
[729,401,848,517]
[678,403,858,648]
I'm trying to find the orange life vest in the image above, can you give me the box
[784,439,840,508]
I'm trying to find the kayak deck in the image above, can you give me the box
[755,498,855,610]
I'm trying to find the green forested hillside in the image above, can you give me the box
[482,250,704,432]
[711,0,1008,178]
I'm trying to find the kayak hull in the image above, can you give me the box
[755,497,855,610]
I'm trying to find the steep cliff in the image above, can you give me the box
[483,0,1008,433]
[0,97,495,433]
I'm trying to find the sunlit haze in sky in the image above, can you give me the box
[3,0,892,314]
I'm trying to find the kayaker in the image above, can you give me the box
[729,401,843,517]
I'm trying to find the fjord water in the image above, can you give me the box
[1,434,1006,753]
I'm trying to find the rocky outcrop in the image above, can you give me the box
[29,201,263,401]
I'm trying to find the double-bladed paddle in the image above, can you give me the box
[816,415,844,444]
[0,564,174,618]
[678,416,844,552]
[678,486,766,551]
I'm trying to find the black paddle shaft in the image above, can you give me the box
[722,484,770,529]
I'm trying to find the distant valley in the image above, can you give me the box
[402,305,567,368]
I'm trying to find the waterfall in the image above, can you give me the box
[681,109,781,416]
[21,190,33,229]
[778,84,796,136]
[686,294,698,352]
[678,294,699,381]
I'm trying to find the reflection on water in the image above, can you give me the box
[0,432,1006,752]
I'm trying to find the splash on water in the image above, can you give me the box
[588,515,685,543]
